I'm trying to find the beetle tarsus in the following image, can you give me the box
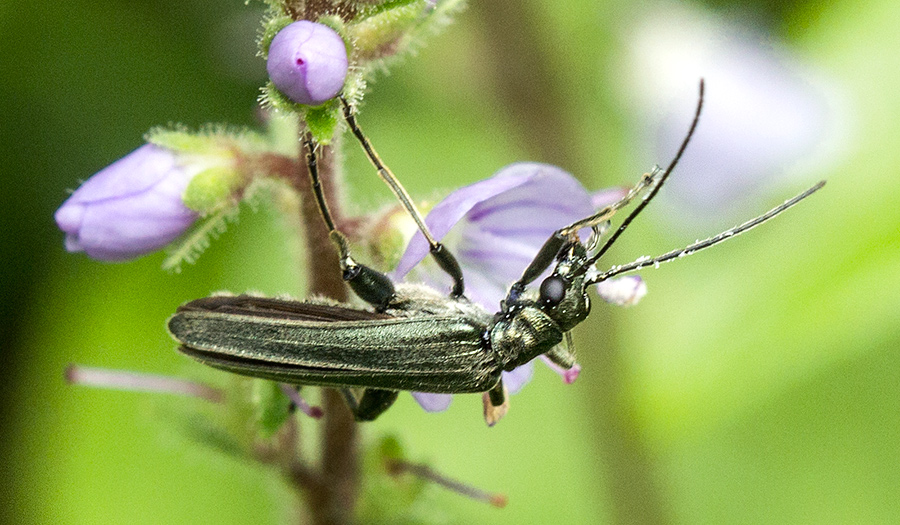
[483,381,509,427]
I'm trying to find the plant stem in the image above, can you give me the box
[290,130,360,525]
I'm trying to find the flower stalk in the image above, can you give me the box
[64,364,225,403]
[385,457,508,508]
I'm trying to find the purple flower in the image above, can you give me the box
[392,163,646,412]
[267,21,348,106]
[626,5,840,226]
[55,144,200,262]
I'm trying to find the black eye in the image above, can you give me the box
[539,275,566,307]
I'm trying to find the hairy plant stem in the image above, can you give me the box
[303,138,359,525]
[271,125,358,525]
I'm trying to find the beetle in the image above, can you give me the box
[168,82,825,425]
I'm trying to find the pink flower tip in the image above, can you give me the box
[563,364,581,384]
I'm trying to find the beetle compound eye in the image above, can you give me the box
[539,276,566,307]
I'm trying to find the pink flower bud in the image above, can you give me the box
[55,144,199,261]
[267,21,348,106]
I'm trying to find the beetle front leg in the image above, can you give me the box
[340,388,400,422]
[545,332,577,370]
[482,379,509,427]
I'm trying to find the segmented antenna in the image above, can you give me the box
[587,180,826,285]
[575,79,706,277]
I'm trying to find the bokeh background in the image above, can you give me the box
[2,0,899,523]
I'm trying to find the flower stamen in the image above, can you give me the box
[279,383,324,419]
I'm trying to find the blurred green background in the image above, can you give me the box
[2,0,899,523]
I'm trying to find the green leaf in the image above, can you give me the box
[253,380,292,438]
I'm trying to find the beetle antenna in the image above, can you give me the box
[586,181,825,285]
[575,79,705,277]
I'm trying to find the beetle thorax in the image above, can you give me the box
[490,305,564,371]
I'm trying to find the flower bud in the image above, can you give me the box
[55,144,203,261]
[266,21,348,106]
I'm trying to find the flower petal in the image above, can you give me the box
[592,187,629,209]
[502,362,534,394]
[394,163,599,309]
[595,276,648,306]
[55,144,200,261]
[267,21,348,106]
[393,167,532,278]
[66,145,179,203]
[411,392,453,412]
[74,173,198,261]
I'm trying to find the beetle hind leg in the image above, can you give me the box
[340,387,399,421]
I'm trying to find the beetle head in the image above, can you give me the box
[532,240,592,332]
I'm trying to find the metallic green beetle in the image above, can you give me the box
[168,84,824,425]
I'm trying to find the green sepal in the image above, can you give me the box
[146,124,268,156]
[315,14,347,37]
[252,380,292,438]
[146,127,218,154]
[349,0,428,59]
[261,82,344,144]
[182,166,242,214]
[258,15,293,58]
[260,80,306,115]
[305,100,342,144]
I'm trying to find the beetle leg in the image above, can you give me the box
[303,134,397,311]
[545,338,577,370]
[482,380,509,427]
[340,96,465,298]
[340,388,400,421]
